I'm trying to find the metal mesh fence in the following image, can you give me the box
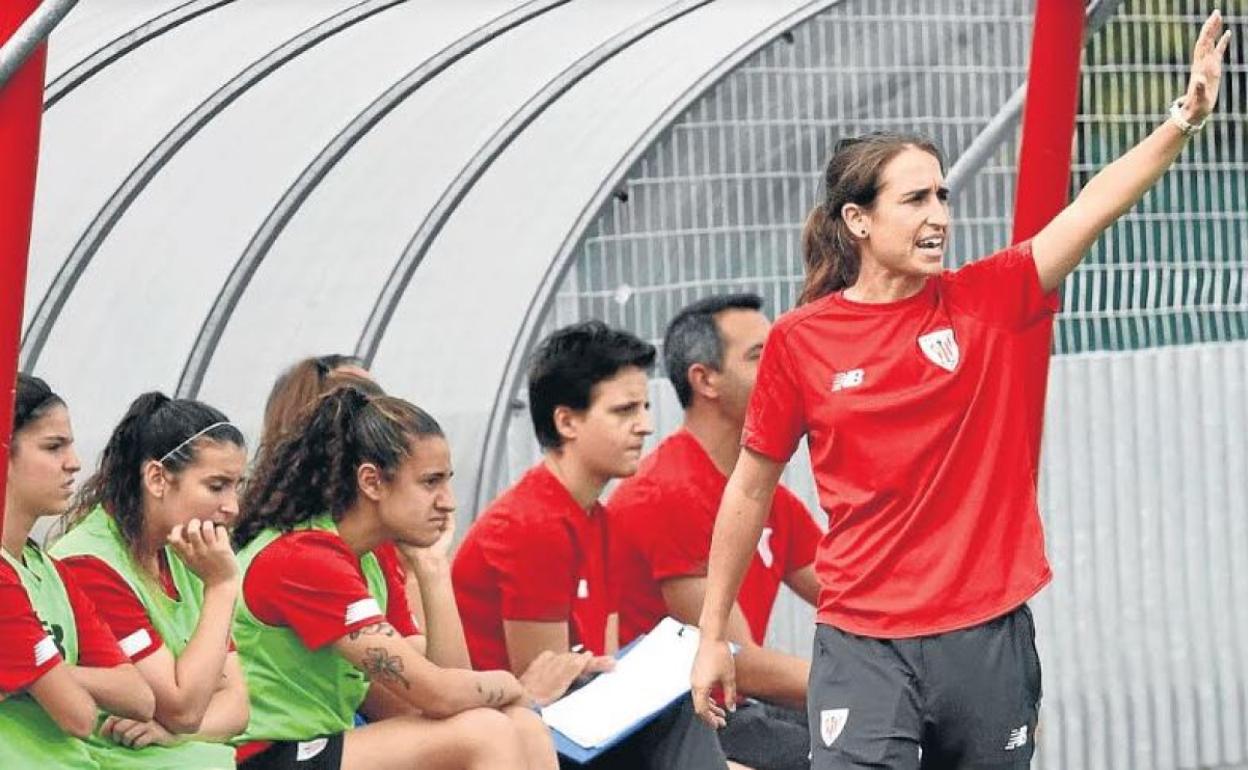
[553,0,1248,363]
[557,0,1035,360]
[506,2,1248,768]
[1063,1,1248,354]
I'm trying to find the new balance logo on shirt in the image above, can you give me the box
[1005,725,1028,751]
[831,369,865,392]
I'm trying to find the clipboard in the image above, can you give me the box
[542,618,729,764]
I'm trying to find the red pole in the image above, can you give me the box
[1013,0,1085,476]
[0,0,47,532]
[1013,0,1086,243]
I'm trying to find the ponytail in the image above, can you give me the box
[235,386,442,548]
[799,204,859,304]
[800,132,945,304]
[71,392,244,549]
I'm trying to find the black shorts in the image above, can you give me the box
[807,604,1042,770]
[719,699,810,770]
[238,735,346,770]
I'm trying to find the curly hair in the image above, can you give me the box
[70,392,245,551]
[259,354,381,465]
[234,385,442,548]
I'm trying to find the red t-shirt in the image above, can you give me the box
[60,553,184,662]
[452,463,614,670]
[609,429,821,646]
[243,535,418,651]
[0,554,127,693]
[742,243,1058,638]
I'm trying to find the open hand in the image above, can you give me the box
[519,649,615,706]
[690,636,736,729]
[1182,10,1233,123]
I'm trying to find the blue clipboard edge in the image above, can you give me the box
[548,633,651,763]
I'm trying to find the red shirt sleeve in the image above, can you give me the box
[641,486,714,581]
[54,561,128,668]
[944,240,1060,330]
[742,323,807,462]
[0,560,63,693]
[243,532,385,650]
[775,487,821,574]
[373,544,420,637]
[59,555,164,662]
[485,517,575,622]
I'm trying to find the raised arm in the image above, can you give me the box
[398,533,471,669]
[1033,11,1232,292]
[183,653,248,740]
[692,447,785,726]
[333,620,525,718]
[138,521,240,735]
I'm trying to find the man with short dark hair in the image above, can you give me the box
[610,294,822,770]
[453,320,729,770]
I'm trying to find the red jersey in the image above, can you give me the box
[0,555,127,693]
[609,429,821,645]
[742,243,1058,638]
[243,535,418,650]
[60,553,184,662]
[453,463,614,670]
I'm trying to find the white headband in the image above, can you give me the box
[158,421,234,464]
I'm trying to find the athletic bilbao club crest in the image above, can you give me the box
[820,708,849,747]
[918,328,959,372]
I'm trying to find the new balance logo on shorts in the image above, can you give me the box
[1005,725,1028,751]
[831,369,864,392]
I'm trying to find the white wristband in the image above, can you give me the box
[1168,97,1206,136]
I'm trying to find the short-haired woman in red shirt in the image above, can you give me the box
[692,13,1232,770]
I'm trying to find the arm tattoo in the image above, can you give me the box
[476,681,505,706]
[349,622,397,640]
[363,647,410,690]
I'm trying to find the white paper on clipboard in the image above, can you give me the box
[540,617,700,749]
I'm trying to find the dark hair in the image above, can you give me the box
[12,375,66,447]
[260,354,376,461]
[527,321,656,450]
[801,132,944,304]
[235,386,442,548]
[72,393,245,549]
[663,294,764,408]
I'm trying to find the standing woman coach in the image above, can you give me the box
[692,12,1232,770]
